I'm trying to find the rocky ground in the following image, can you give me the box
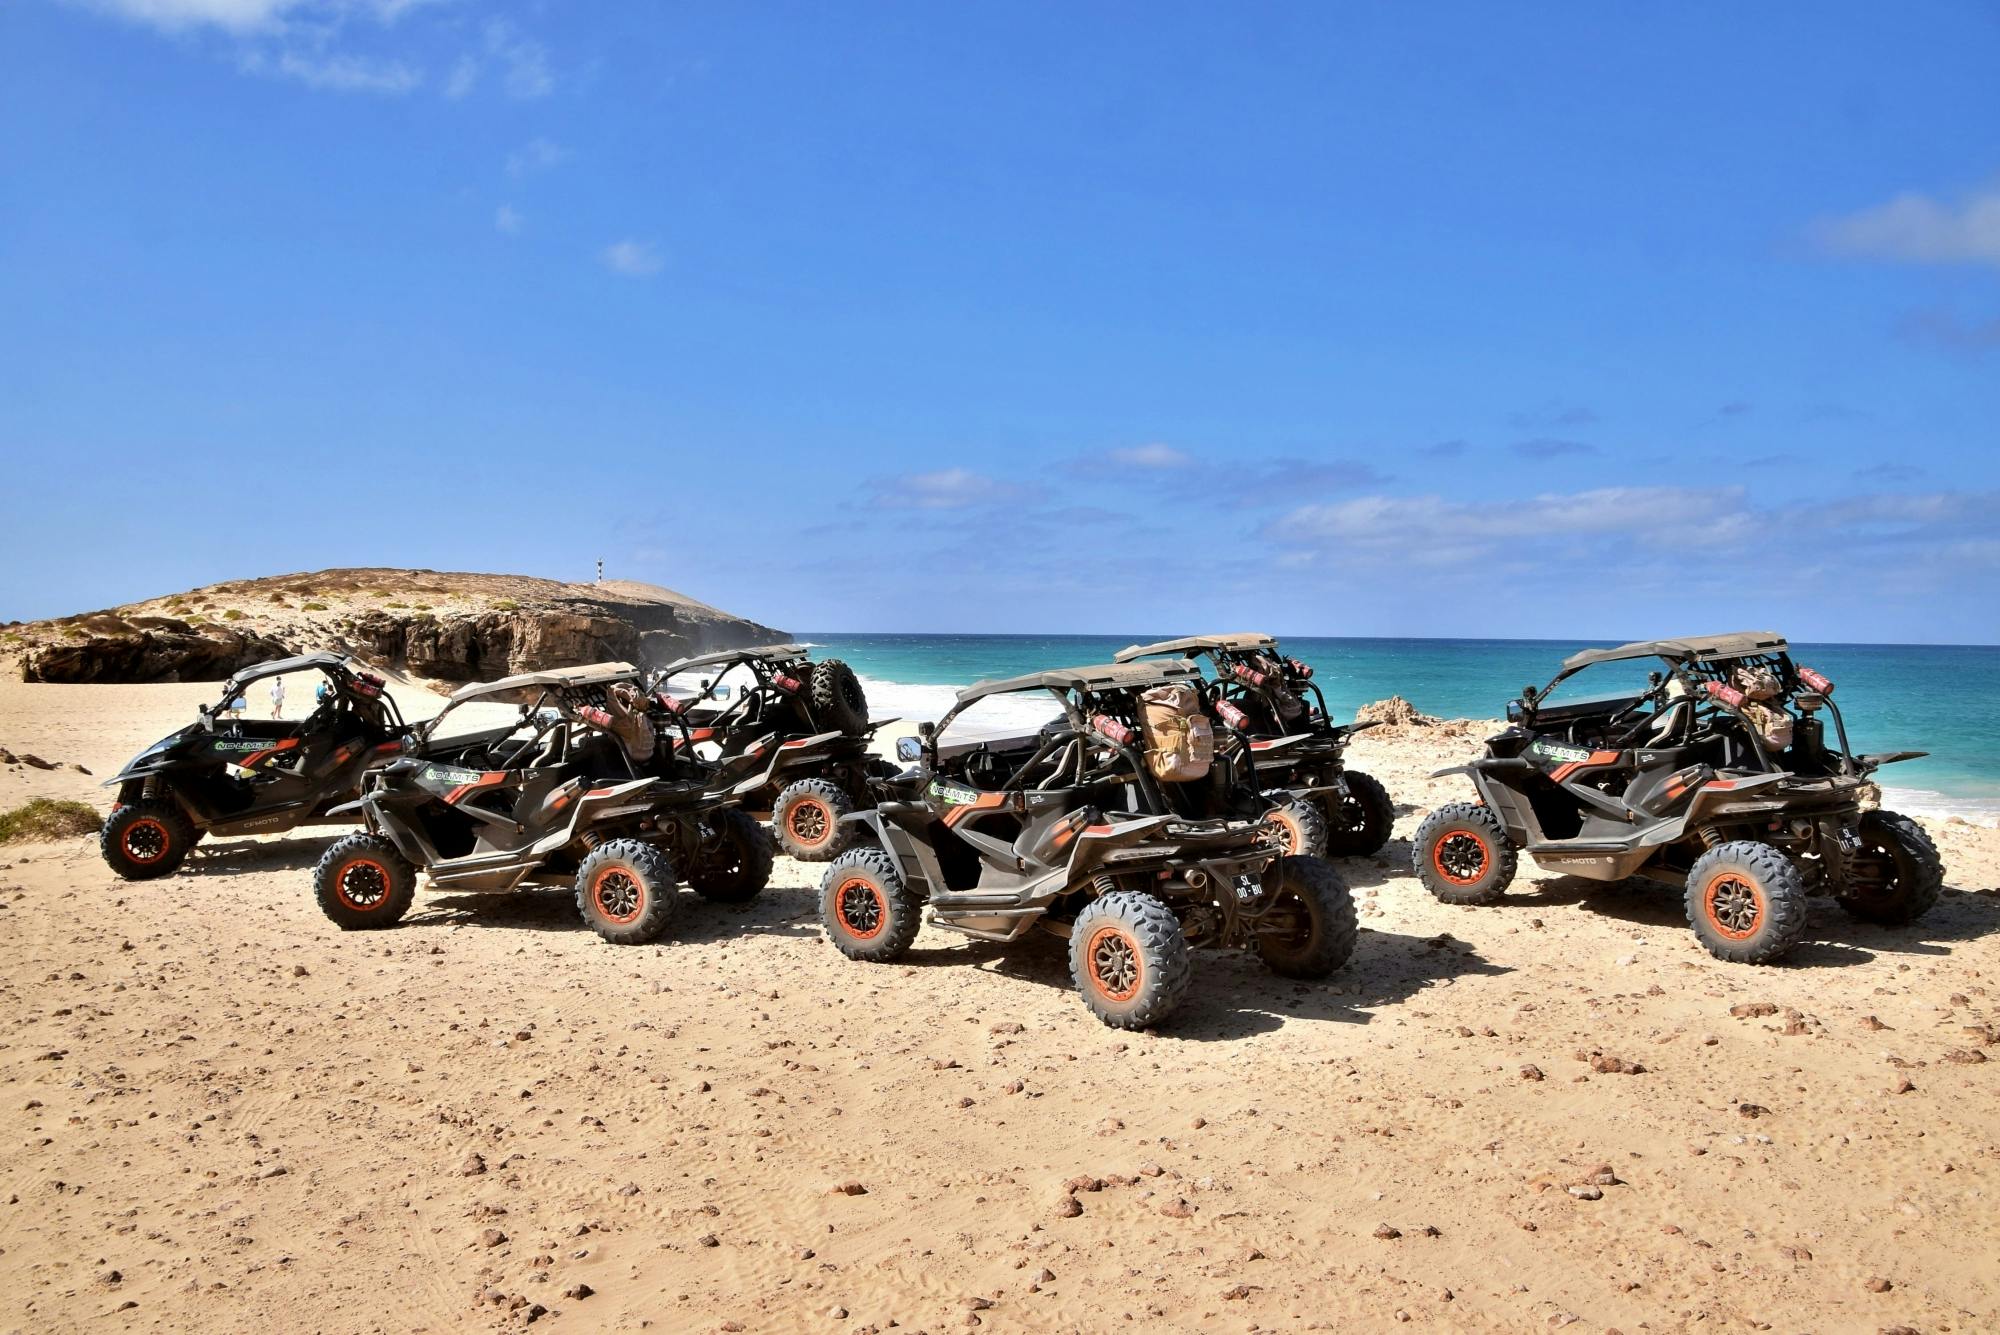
[1,681,1997,1333]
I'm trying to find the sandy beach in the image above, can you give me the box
[3,676,1998,1334]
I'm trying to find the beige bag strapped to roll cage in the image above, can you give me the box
[1138,683,1214,782]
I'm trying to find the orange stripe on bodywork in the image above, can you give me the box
[1549,750,1620,784]
[444,771,508,804]
[239,736,303,768]
[941,792,1007,828]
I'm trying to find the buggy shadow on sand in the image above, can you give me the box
[818,658,1359,1029]
[1412,631,1944,963]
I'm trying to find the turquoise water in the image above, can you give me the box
[797,633,2000,819]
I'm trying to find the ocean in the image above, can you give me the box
[789,633,2000,825]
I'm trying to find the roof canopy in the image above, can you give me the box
[445,661,639,703]
[222,653,350,691]
[653,643,810,676]
[1113,633,1277,662]
[957,659,1203,705]
[1560,632,1789,672]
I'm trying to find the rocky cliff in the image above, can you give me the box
[8,569,786,685]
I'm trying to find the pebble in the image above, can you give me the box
[478,1228,507,1248]
[1865,1277,1892,1293]
[1159,1198,1196,1218]
[460,1153,487,1177]
[829,1180,867,1195]
[1520,1064,1545,1082]
[1737,1103,1771,1119]
[1566,1185,1602,1201]
[1373,1224,1401,1239]
[1054,1196,1082,1218]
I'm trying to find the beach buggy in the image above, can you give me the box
[649,644,896,861]
[312,662,772,944]
[1412,631,1943,962]
[1115,634,1396,857]
[99,653,411,879]
[818,658,1356,1028]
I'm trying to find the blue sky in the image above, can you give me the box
[3,2,1996,643]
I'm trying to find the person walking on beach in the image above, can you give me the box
[269,676,286,719]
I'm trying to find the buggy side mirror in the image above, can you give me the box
[895,736,924,763]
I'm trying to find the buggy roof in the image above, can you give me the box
[654,643,809,676]
[957,659,1204,705]
[1560,632,1789,672]
[444,661,639,703]
[221,653,351,692]
[1113,633,1278,662]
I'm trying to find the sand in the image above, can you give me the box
[3,679,1998,1333]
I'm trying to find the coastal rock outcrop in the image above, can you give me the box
[8,569,784,685]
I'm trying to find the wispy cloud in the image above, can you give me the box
[1107,443,1193,470]
[494,204,521,235]
[506,136,567,177]
[447,19,554,100]
[240,47,419,93]
[1900,309,2000,353]
[1511,437,1596,460]
[601,239,663,277]
[1812,182,2000,268]
[868,468,1027,511]
[1508,402,1598,431]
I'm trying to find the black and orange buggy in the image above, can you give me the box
[1412,631,1943,963]
[648,644,896,862]
[818,659,1357,1029]
[100,653,413,879]
[311,662,772,945]
[1114,634,1396,857]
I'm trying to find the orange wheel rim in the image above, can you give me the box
[1432,830,1489,885]
[1085,925,1142,1002]
[1265,810,1302,854]
[1702,873,1765,941]
[122,817,171,865]
[335,858,390,911]
[591,867,645,924]
[789,798,833,848]
[834,877,885,940]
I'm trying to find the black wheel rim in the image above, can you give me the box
[123,820,168,863]
[837,880,882,937]
[1436,832,1486,883]
[1844,836,1901,904]
[339,861,388,908]
[1257,887,1314,951]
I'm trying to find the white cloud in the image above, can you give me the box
[1106,443,1193,469]
[1812,184,2000,267]
[485,19,552,99]
[601,240,663,278]
[241,47,420,93]
[869,468,1017,510]
[494,204,521,235]
[443,52,477,98]
[76,0,303,31]
[506,136,567,177]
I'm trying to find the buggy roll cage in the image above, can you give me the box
[1114,635,1332,731]
[416,663,703,784]
[1523,640,1861,776]
[646,643,817,735]
[202,654,409,736]
[924,662,1211,817]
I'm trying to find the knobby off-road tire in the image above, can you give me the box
[1412,802,1517,904]
[1837,810,1944,926]
[1252,855,1358,980]
[772,778,857,862]
[1261,795,1329,858]
[1684,840,1809,964]
[1322,769,1395,857]
[1068,891,1192,1030]
[689,807,776,903]
[100,800,197,881]
[314,833,417,930]
[810,659,869,737]
[575,839,681,945]
[820,846,922,962]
